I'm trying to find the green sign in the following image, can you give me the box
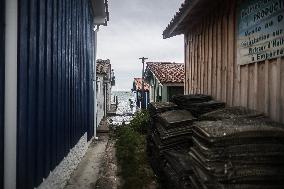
[238,0,284,65]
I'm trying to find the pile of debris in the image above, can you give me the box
[190,118,284,189]
[147,95,284,189]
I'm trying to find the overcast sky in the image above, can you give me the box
[97,0,185,91]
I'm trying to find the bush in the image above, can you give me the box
[128,110,150,134]
[115,110,155,189]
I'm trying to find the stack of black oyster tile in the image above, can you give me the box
[190,107,284,189]
[171,94,225,117]
[147,102,180,175]
[147,102,196,188]
[163,150,193,189]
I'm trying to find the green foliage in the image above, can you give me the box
[128,110,150,134]
[115,110,155,189]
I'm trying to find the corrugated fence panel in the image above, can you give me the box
[17,0,95,188]
[0,0,5,187]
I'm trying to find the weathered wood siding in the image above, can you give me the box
[185,0,284,123]
[17,0,95,188]
[0,0,5,187]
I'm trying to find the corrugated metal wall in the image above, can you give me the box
[184,0,284,123]
[17,0,95,188]
[0,0,5,187]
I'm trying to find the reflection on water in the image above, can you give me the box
[109,91,137,125]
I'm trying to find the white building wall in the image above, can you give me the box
[96,75,105,126]
[4,0,17,188]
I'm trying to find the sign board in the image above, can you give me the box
[238,0,284,65]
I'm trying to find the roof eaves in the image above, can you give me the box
[163,0,200,39]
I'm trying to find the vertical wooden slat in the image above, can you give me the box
[212,13,217,98]
[26,0,39,187]
[17,0,29,186]
[198,26,202,94]
[280,58,284,123]
[269,60,278,120]
[189,33,193,94]
[222,9,228,103]
[204,18,209,95]
[45,0,53,176]
[200,20,205,94]
[276,58,281,122]
[192,33,196,93]
[265,60,270,114]
[216,13,222,100]
[208,16,213,95]
[228,0,236,106]
[184,36,187,94]
[37,0,47,184]
[254,63,258,110]
[51,0,58,170]
[190,33,194,94]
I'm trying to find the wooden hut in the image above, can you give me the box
[163,0,284,123]
[1,0,109,188]
[145,62,184,102]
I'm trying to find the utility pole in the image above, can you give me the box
[139,57,148,109]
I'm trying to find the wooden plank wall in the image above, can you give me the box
[184,0,284,123]
[17,0,95,188]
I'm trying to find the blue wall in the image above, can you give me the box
[17,0,95,188]
[0,0,5,187]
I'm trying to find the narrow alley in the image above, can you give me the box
[1,0,284,189]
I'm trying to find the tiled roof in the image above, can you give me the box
[96,59,111,75]
[133,78,150,91]
[146,62,184,84]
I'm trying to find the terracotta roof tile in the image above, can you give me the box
[146,62,184,84]
[133,78,150,91]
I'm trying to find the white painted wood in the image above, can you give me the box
[4,0,17,188]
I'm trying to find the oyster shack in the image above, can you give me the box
[163,0,284,123]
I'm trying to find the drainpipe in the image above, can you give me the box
[4,0,17,188]
[93,25,99,140]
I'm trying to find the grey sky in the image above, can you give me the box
[97,0,184,91]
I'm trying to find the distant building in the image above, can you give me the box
[145,62,184,102]
[96,59,115,126]
[132,78,150,109]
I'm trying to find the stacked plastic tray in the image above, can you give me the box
[190,118,284,189]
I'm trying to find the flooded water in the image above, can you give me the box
[109,91,137,125]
